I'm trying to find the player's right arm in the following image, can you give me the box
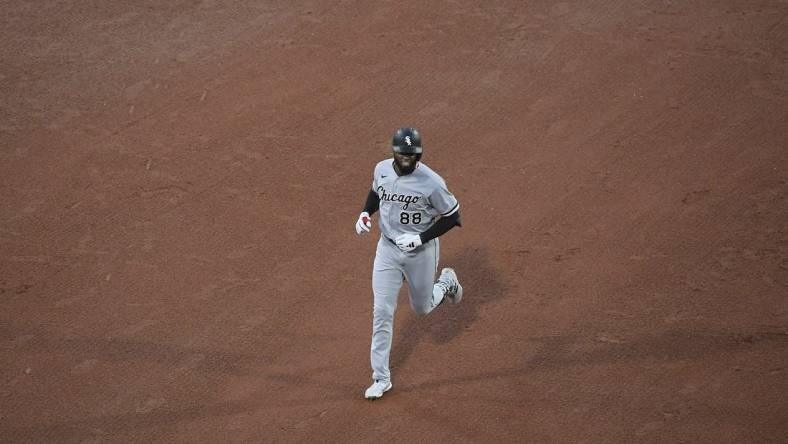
[355,188,379,235]
[362,188,380,215]
[356,164,382,235]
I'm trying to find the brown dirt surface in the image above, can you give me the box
[2,1,787,443]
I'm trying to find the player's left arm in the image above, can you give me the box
[418,210,461,244]
[419,178,461,243]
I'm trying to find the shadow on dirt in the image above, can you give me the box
[390,244,508,370]
[395,328,788,394]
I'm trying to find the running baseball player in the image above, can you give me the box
[355,127,463,400]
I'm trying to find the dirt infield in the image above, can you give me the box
[1,1,786,442]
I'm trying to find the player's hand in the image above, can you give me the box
[395,233,422,252]
[355,212,372,235]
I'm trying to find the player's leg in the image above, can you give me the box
[369,238,403,384]
[403,238,443,315]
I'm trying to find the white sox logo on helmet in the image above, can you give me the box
[405,136,412,146]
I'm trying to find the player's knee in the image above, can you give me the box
[411,302,432,316]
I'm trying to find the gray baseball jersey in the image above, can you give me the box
[372,159,459,241]
[368,159,459,383]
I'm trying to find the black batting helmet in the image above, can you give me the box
[392,127,422,155]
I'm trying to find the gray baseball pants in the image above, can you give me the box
[370,235,444,382]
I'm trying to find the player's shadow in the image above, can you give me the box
[390,245,507,370]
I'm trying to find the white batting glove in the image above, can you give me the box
[355,212,372,235]
[395,233,422,252]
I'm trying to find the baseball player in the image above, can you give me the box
[355,127,463,400]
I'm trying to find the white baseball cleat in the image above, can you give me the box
[439,268,463,304]
[364,379,392,400]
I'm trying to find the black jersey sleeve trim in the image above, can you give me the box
[440,202,460,217]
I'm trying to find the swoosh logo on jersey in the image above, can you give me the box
[381,175,387,178]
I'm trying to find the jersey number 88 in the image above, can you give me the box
[400,212,422,225]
